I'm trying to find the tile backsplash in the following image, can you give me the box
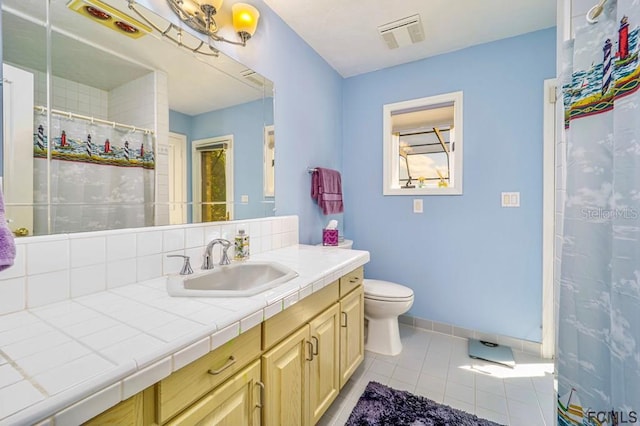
[0,216,298,315]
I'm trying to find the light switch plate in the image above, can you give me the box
[413,199,423,213]
[501,192,520,207]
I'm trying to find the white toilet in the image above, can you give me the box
[320,238,414,356]
[363,279,414,356]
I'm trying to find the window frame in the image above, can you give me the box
[382,91,463,195]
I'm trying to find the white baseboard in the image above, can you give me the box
[399,314,548,359]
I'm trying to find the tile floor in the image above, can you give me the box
[319,324,555,426]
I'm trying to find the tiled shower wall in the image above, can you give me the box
[33,71,109,119]
[107,71,171,226]
[0,216,299,316]
[31,67,171,230]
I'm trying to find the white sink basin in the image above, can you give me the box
[167,261,299,297]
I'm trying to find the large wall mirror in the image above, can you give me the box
[1,0,275,236]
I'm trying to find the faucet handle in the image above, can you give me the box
[219,245,231,265]
[167,255,194,275]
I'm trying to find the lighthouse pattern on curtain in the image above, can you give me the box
[31,112,156,234]
[33,112,155,169]
[562,12,639,127]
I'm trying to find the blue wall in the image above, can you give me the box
[169,110,192,137]
[342,28,556,342]
[215,2,345,242]
[138,1,555,341]
[140,0,344,242]
[170,99,274,220]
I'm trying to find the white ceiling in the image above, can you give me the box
[2,0,557,115]
[263,0,557,77]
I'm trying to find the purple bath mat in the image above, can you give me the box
[346,381,504,426]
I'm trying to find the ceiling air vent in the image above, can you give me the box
[377,14,425,49]
[240,69,265,87]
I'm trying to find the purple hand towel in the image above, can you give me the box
[311,167,344,215]
[0,189,16,271]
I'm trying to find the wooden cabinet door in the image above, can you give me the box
[83,393,144,426]
[262,325,310,426]
[308,303,340,425]
[340,286,364,388]
[165,359,261,426]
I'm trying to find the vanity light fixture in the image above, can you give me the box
[127,0,259,57]
[165,0,259,45]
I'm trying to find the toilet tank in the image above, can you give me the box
[317,239,353,249]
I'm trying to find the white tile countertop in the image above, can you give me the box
[0,244,369,425]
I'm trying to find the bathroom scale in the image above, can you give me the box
[468,339,516,368]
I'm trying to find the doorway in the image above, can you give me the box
[192,136,234,222]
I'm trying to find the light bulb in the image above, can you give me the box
[199,0,223,13]
[232,3,259,39]
[180,0,201,16]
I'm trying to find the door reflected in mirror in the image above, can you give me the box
[1,0,275,236]
[192,136,233,223]
[264,125,275,198]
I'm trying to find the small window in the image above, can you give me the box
[383,91,463,195]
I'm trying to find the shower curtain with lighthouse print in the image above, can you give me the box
[32,110,155,235]
[558,0,640,425]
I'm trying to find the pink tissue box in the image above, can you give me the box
[323,229,339,246]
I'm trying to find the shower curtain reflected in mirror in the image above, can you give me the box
[558,0,640,424]
[33,110,155,235]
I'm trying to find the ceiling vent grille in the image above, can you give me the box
[377,14,425,49]
[240,69,265,87]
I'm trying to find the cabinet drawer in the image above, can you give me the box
[157,325,261,423]
[164,359,261,426]
[339,267,363,297]
[262,280,339,350]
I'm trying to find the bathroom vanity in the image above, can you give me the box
[87,266,364,425]
[0,226,368,425]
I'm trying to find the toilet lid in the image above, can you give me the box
[364,279,414,300]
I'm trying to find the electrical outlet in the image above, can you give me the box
[241,195,249,203]
[413,199,423,213]
[501,192,520,207]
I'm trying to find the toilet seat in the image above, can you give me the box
[364,279,414,302]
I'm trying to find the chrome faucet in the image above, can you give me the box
[202,238,231,269]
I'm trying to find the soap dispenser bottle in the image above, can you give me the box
[234,229,250,260]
